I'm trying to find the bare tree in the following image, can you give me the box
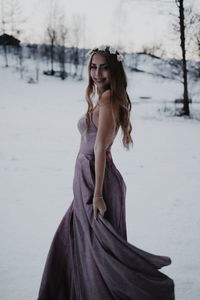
[79,48,87,81]
[71,15,80,77]
[17,44,24,79]
[175,6,200,76]
[41,44,51,71]
[77,16,86,80]
[197,28,200,67]
[57,14,68,80]
[191,13,200,75]
[44,0,61,75]
[175,0,190,116]
[46,26,57,75]
[27,44,40,82]
[195,16,200,60]
[70,14,85,78]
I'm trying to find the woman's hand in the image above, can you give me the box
[93,196,107,219]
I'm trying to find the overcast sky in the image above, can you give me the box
[2,0,200,59]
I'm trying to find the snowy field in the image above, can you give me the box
[0,61,200,300]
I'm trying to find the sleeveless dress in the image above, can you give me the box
[37,112,175,300]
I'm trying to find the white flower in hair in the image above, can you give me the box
[87,45,123,62]
[117,54,124,62]
[98,45,107,51]
[86,49,94,56]
[109,46,117,54]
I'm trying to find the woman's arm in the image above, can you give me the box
[93,90,116,197]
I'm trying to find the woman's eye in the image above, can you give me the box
[91,65,108,70]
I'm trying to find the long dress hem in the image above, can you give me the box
[37,112,175,300]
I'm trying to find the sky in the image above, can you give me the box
[1,0,200,59]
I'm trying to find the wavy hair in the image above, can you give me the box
[83,46,133,150]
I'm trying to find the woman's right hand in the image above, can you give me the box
[93,196,107,219]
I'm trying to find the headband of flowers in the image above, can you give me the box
[87,45,124,62]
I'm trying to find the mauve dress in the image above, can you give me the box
[37,111,175,300]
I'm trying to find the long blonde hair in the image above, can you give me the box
[84,46,133,150]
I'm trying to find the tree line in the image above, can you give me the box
[0,0,200,117]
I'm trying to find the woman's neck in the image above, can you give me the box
[97,85,110,97]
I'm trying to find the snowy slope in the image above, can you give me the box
[0,59,200,300]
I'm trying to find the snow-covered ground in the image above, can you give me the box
[0,60,200,300]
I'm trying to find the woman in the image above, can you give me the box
[37,46,175,300]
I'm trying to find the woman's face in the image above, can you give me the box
[90,53,111,94]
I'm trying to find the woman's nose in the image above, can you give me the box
[95,68,102,78]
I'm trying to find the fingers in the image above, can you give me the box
[93,201,107,219]
[93,206,98,220]
[101,203,107,215]
[99,207,107,217]
[93,207,106,219]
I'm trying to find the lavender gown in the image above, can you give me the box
[37,112,175,300]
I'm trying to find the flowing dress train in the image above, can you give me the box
[37,112,175,300]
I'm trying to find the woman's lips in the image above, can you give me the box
[96,79,106,83]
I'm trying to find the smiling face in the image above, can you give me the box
[90,53,111,95]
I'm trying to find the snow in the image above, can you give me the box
[0,59,200,300]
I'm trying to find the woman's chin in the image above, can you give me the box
[96,83,110,91]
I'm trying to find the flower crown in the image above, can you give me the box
[87,45,124,62]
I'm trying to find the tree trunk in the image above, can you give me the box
[3,44,8,67]
[177,0,190,116]
[50,41,54,75]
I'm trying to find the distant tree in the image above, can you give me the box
[78,16,86,80]
[27,44,40,82]
[46,26,57,75]
[196,17,200,60]
[57,14,68,80]
[70,14,86,78]
[17,44,23,79]
[197,29,200,68]
[41,44,51,70]
[44,0,61,75]
[174,6,200,78]
[192,13,200,76]
[78,48,87,81]
[70,15,81,77]
[174,0,190,116]
[73,47,79,78]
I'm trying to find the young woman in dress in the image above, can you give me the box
[37,45,175,300]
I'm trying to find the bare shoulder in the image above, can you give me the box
[99,90,119,115]
[98,90,119,134]
[99,90,112,107]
